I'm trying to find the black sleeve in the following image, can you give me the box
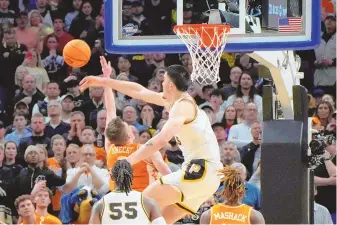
[46,170,66,187]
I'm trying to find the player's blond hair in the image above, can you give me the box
[218,166,245,205]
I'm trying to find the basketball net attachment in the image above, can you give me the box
[174,24,230,85]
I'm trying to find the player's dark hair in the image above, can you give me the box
[218,166,245,205]
[111,159,133,195]
[166,65,191,92]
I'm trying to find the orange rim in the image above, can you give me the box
[173,24,230,48]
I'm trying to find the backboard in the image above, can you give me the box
[104,0,321,54]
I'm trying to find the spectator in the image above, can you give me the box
[314,142,336,223]
[36,0,53,26]
[0,121,7,144]
[14,195,36,224]
[63,144,109,195]
[15,145,65,197]
[0,0,15,25]
[44,100,70,138]
[5,112,32,145]
[122,105,147,132]
[0,27,27,101]
[198,85,214,105]
[117,56,138,82]
[14,12,39,50]
[313,101,334,128]
[220,105,238,135]
[65,144,80,169]
[139,130,152,144]
[233,97,245,123]
[322,94,336,110]
[241,122,262,176]
[201,105,216,125]
[18,113,51,166]
[131,1,150,35]
[33,188,62,224]
[221,66,242,100]
[200,89,224,122]
[28,10,44,27]
[223,72,262,118]
[41,34,67,83]
[60,94,75,124]
[152,66,166,83]
[20,49,50,93]
[69,1,96,41]
[219,141,240,166]
[53,15,74,53]
[80,86,104,127]
[312,88,325,106]
[36,144,48,168]
[32,82,61,121]
[64,111,85,146]
[212,123,227,143]
[1,141,23,218]
[228,102,258,148]
[79,126,106,168]
[313,184,334,224]
[249,162,261,190]
[314,14,336,97]
[147,77,162,93]
[5,101,31,135]
[138,104,160,133]
[47,134,67,213]
[239,54,259,81]
[12,74,45,117]
[65,0,82,31]
[95,109,106,148]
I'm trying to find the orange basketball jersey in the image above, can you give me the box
[21,212,62,224]
[210,204,252,225]
[107,144,149,191]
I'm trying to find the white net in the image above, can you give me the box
[174,25,230,85]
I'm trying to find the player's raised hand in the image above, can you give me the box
[79,76,104,92]
[100,56,113,78]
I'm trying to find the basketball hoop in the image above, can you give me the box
[174,24,230,85]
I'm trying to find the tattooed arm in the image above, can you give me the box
[126,101,193,165]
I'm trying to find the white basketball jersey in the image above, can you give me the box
[101,190,150,224]
[171,97,221,163]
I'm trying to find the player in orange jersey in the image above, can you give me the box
[100,57,171,191]
[200,166,265,225]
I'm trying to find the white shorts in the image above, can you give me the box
[159,159,222,214]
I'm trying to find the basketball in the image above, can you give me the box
[63,39,91,68]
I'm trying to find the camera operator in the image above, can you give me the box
[313,131,336,224]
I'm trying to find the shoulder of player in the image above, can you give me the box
[250,208,265,224]
[200,208,212,224]
[92,198,104,212]
[170,99,196,116]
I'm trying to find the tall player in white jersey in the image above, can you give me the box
[81,58,222,224]
[89,159,166,224]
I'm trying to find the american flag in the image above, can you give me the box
[278,17,302,33]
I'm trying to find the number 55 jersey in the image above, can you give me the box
[100,190,150,224]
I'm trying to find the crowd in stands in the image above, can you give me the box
[0,0,336,224]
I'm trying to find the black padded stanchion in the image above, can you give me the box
[261,85,312,224]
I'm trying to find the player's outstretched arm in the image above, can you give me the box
[250,209,265,224]
[80,57,169,108]
[143,195,167,224]
[200,209,211,224]
[100,56,117,151]
[127,102,189,165]
[150,151,172,176]
[89,199,103,224]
